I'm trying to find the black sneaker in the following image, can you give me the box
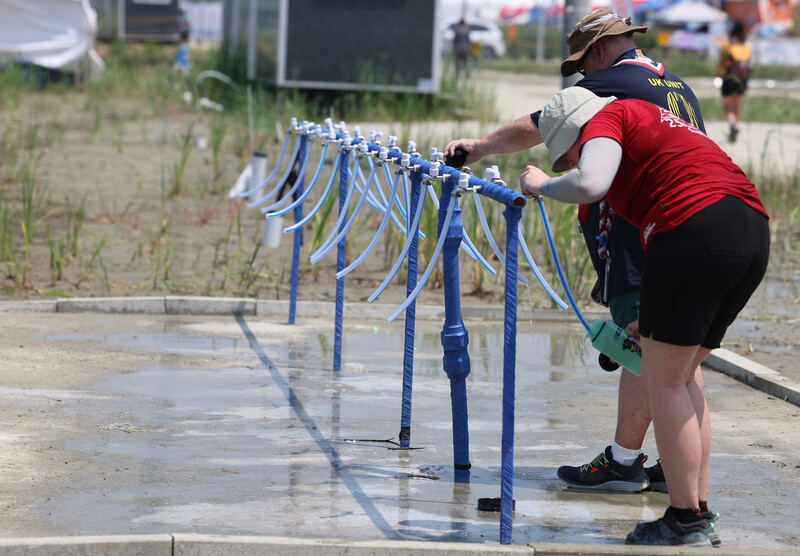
[625,507,712,547]
[645,459,668,493]
[557,446,649,492]
[701,510,721,546]
[728,123,739,143]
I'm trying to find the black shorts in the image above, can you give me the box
[721,74,748,96]
[639,196,769,348]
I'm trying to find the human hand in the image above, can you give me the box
[519,165,549,198]
[443,139,480,167]
[625,319,640,340]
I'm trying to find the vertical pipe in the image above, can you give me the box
[438,180,471,482]
[500,205,521,544]
[399,170,421,448]
[288,135,307,325]
[333,148,349,372]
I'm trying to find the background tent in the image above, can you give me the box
[648,1,728,26]
[0,0,104,81]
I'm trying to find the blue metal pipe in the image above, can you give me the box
[399,170,423,449]
[500,204,522,544]
[333,148,349,372]
[288,135,308,325]
[438,175,471,483]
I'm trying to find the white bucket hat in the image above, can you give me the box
[540,87,617,173]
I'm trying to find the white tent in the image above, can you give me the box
[649,1,728,26]
[0,0,104,80]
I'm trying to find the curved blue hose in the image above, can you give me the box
[239,130,290,198]
[426,185,494,272]
[309,155,359,264]
[537,199,591,331]
[366,176,427,301]
[472,192,528,285]
[310,158,379,265]
[365,157,407,234]
[387,193,456,323]
[257,138,314,213]
[337,169,403,280]
[517,223,569,310]
[284,150,342,233]
[264,140,331,218]
[244,134,301,205]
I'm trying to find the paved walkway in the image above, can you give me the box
[0,298,798,554]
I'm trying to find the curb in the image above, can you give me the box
[0,296,796,408]
[0,534,797,556]
[0,296,609,323]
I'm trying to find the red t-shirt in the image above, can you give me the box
[581,99,768,248]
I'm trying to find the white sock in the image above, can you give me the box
[611,440,642,466]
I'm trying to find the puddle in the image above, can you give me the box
[19,316,800,548]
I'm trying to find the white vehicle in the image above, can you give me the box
[441,18,507,59]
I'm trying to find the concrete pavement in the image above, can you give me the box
[0,298,798,554]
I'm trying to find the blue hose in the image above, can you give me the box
[239,129,290,199]
[536,198,591,332]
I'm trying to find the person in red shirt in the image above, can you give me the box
[520,87,769,547]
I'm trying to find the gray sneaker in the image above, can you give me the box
[625,509,712,547]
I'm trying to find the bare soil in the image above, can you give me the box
[0,70,797,382]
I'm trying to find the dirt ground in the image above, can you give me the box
[0,69,797,381]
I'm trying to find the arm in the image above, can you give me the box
[444,113,543,166]
[715,41,729,78]
[519,137,621,203]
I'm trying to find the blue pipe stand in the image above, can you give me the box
[438,178,471,482]
[333,147,349,372]
[500,204,522,544]
[288,135,308,325]
[399,170,422,449]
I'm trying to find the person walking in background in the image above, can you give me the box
[453,19,471,77]
[446,8,708,503]
[521,86,769,546]
[716,20,752,142]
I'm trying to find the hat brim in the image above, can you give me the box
[560,24,647,77]
[548,95,616,173]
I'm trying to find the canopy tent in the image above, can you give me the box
[647,1,728,26]
[0,0,104,80]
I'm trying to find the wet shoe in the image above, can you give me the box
[625,507,712,546]
[645,459,668,493]
[557,446,649,492]
[728,123,739,143]
[701,510,721,546]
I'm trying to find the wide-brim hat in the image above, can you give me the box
[561,9,647,77]
[539,87,616,173]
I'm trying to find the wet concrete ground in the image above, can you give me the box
[1,310,799,550]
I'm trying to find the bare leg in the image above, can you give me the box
[613,369,651,450]
[688,354,712,502]
[722,94,740,125]
[641,337,711,509]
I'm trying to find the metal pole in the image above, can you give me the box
[288,135,307,325]
[438,178,471,483]
[332,148,349,372]
[399,170,422,448]
[561,0,591,88]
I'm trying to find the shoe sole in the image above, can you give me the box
[646,481,668,493]
[559,477,650,492]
